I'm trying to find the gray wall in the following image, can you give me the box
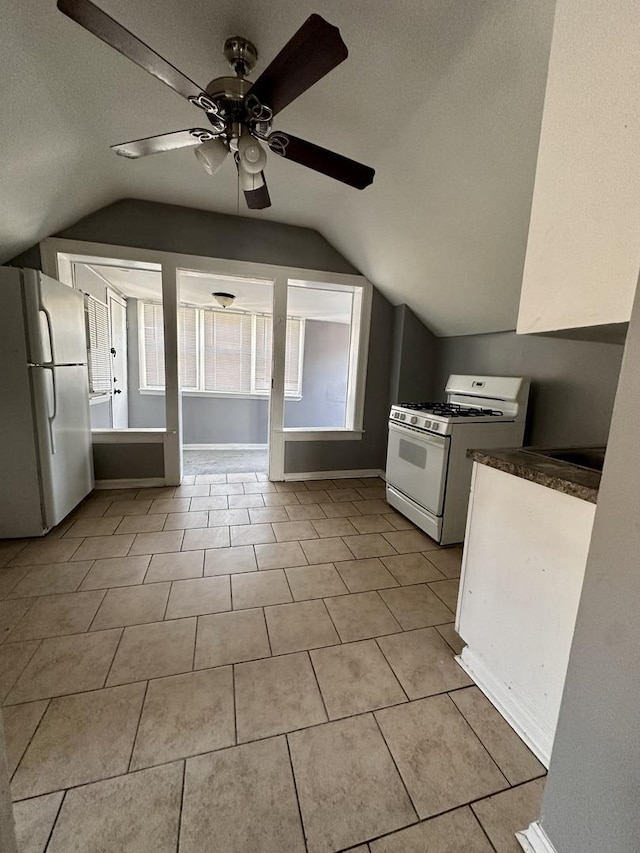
[90,400,111,429]
[390,304,439,404]
[536,282,640,853]
[92,443,164,480]
[436,331,624,447]
[285,288,395,473]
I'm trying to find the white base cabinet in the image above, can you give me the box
[455,462,596,766]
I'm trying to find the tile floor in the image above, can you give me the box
[0,475,545,852]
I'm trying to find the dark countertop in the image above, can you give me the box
[468,447,601,503]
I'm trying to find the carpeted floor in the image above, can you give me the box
[183,448,269,475]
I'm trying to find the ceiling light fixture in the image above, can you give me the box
[195,137,229,176]
[237,134,267,174]
[212,291,236,308]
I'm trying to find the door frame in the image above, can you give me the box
[106,287,127,429]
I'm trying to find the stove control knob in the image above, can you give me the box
[410,416,418,424]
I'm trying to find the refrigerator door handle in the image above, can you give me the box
[40,306,55,365]
[43,366,57,454]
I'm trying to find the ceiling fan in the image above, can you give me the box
[56,0,375,210]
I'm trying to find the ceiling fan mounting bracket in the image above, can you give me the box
[223,36,258,78]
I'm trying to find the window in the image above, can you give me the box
[139,302,304,397]
[85,294,111,395]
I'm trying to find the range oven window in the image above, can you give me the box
[399,438,428,469]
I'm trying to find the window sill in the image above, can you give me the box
[138,389,303,402]
[281,429,365,442]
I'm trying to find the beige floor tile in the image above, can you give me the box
[325,592,401,642]
[352,500,391,515]
[284,503,327,521]
[194,473,227,484]
[0,565,28,599]
[47,762,183,853]
[248,505,289,524]
[255,541,307,570]
[370,806,493,852]
[165,576,231,619]
[106,618,196,686]
[451,687,545,784]
[5,629,121,704]
[63,516,123,538]
[243,481,277,494]
[235,651,326,741]
[104,499,152,517]
[349,515,395,534]
[9,539,83,566]
[115,514,167,535]
[301,479,337,490]
[149,498,191,514]
[0,641,40,702]
[230,523,275,546]
[289,714,416,853]
[376,695,508,819]
[228,493,265,508]
[301,537,354,564]
[356,487,387,501]
[195,609,270,668]
[265,599,339,655]
[8,591,105,642]
[180,737,305,853]
[181,526,229,551]
[383,530,440,553]
[0,599,33,641]
[3,699,49,774]
[11,682,145,799]
[263,491,299,506]
[79,555,151,590]
[384,512,415,530]
[163,511,209,530]
[272,520,318,542]
[435,622,465,654]
[377,627,472,699]
[0,542,29,569]
[204,545,256,575]
[381,553,445,585]
[172,484,210,497]
[189,496,229,511]
[429,578,461,611]
[285,563,348,601]
[325,488,361,502]
[145,550,204,583]
[472,778,546,853]
[295,489,330,505]
[129,530,184,556]
[317,501,360,518]
[7,561,93,599]
[136,487,176,500]
[425,546,463,578]
[232,569,292,609]
[335,558,399,593]
[380,584,454,630]
[13,791,64,853]
[311,517,358,538]
[70,535,134,562]
[329,478,365,489]
[311,640,406,719]
[209,483,245,496]
[131,667,234,770]
[91,584,170,630]
[208,507,250,526]
[340,534,396,560]
[274,481,303,492]
[228,472,257,482]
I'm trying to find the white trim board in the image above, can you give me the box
[183,444,268,451]
[283,469,385,482]
[516,822,558,853]
[94,478,166,489]
[456,647,552,767]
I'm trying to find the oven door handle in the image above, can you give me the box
[388,421,448,448]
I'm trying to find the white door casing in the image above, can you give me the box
[108,292,128,428]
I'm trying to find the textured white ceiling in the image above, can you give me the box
[0,0,556,335]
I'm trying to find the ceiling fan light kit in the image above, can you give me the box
[57,0,375,210]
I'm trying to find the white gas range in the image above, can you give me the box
[385,375,530,545]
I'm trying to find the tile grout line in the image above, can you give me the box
[468,801,501,853]
[372,636,411,704]
[127,679,150,773]
[9,697,51,784]
[370,711,421,824]
[175,759,187,853]
[285,733,310,853]
[42,787,67,853]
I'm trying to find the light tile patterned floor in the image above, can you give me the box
[0,475,545,852]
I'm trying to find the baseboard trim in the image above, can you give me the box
[516,822,558,853]
[94,478,166,489]
[183,444,268,451]
[456,647,552,767]
[284,469,385,482]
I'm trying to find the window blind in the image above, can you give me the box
[142,302,165,388]
[85,294,111,394]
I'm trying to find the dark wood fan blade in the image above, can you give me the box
[244,172,271,210]
[111,129,219,158]
[248,14,348,116]
[267,132,374,189]
[57,0,210,107]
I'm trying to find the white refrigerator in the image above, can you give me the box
[0,267,94,538]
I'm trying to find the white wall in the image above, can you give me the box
[517,0,640,335]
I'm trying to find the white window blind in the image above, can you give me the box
[142,302,165,388]
[178,306,198,390]
[203,310,252,393]
[85,294,111,394]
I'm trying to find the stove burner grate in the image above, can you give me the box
[399,402,504,417]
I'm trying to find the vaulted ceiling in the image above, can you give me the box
[1,0,556,335]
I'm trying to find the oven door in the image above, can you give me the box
[386,421,449,516]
